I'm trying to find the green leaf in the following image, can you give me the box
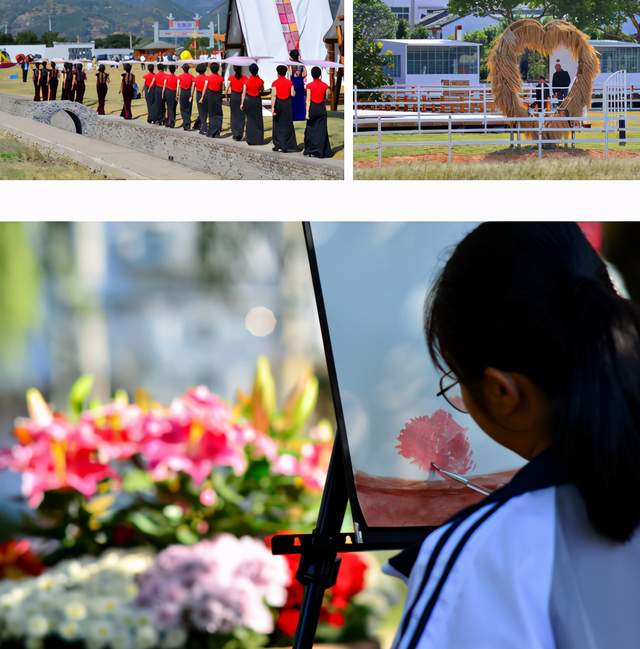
[162,505,183,522]
[176,524,199,545]
[253,356,276,418]
[128,511,168,537]
[122,469,155,493]
[68,375,95,420]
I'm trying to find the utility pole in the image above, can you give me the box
[129,31,132,49]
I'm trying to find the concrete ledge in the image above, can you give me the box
[0,93,343,180]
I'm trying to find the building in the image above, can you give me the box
[380,38,481,85]
[133,41,177,61]
[550,40,640,89]
[383,0,447,27]
[94,48,133,61]
[2,42,95,62]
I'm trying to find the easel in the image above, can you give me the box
[272,224,432,648]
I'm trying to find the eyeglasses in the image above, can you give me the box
[436,370,468,414]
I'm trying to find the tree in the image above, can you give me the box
[15,31,39,45]
[409,25,430,38]
[612,0,640,41]
[41,31,62,47]
[448,0,526,23]
[464,24,504,79]
[0,33,15,45]
[354,0,398,41]
[396,18,409,38]
[94,33,142,49]
[354,22,394,89]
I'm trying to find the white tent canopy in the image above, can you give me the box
[226,0,333,83]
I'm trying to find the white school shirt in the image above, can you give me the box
[387,449,640,649]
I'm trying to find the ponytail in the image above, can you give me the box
[234,65,242,80]
[425,223,640,542]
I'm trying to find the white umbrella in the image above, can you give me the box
[223,55,273,66]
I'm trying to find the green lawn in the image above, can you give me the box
[0,65,344,160]
[356,156,640,180]
[0,130,115,179]
[354,112,640,178]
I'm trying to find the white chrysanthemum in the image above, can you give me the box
[26,614,49,638]
[35,576,56,592]
[161,627,188,649]
[64,599,88,621]
[87,619,113,647]
[135,625,159,649]
[111,631,135,649]
[59,620,81,641]
[134,612,154,628]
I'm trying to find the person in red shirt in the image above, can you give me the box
[119,62,135,120]
[96,64,110,115]
[143,63,156,123]
[271,64,298,152]
[163,64,179,128]
[226,65,247,141]
[241,63,265,146]
[205,61,224,138]
[177,63,195,130]
[303,66,333,158]
[154,63,167,125]
[194,62,209,134]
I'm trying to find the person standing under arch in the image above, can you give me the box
[303,66,333,158]
[227,65,247,141]
[96,64,110,115]
[119,63,135,119]
[271,65,297,152]
[178,63,195,130]
[241,63,264,146]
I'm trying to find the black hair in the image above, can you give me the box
[311,66,321,79]
[249,63,259,76]
[148,63,155,73]
[289,48,300,61]
[98,64,105,73]
[425,222,640,543]
[210,62,219,73]
[157,63,165,71]
[234,64,243,80]
[123,63,132,73]
[196,63,207,75]
[276,65,287,77]
[182,63,189,72]
[169,64,176,74]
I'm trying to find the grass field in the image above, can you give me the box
[0,130,115,179]
[354,113,640,179]
[0,64,344,159]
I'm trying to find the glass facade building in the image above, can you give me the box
[407,45,478,75]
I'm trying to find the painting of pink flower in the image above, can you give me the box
[396,409,474,475]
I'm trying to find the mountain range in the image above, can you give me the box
[0,0,340,42]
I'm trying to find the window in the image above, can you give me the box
[69,47,92,60]
[598,47,640,74]
[390,7,410,20]
[384,54,402,78]
[407,46,478,75]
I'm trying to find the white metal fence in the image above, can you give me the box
[355,112,640,167]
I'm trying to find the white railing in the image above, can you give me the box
[353,75,636,133]
[354,112,640,167]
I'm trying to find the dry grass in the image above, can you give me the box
[0,64,344,159]
[355,156,640,180]
[0,130,114,179]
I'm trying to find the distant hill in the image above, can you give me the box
[0,0,341,42]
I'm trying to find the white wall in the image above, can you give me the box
[2,43,95,62]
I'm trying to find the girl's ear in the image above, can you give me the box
[481,367,521,417]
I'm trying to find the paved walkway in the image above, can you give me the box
[0,111,217,179]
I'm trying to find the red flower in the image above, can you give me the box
[277,608,300,636]
[0,540,44,579]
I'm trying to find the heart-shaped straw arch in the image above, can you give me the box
[488,19,600,125]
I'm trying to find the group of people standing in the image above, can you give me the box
[26,50,335,159]
[31,61,86,103]
[531,61,572,113]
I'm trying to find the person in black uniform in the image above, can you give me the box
[32,62,41,101]
[552,61,571,100]
[39,60,50,100]
[21,59,29,83]
[155,63,167,126]
[241,63,265,145]
[48,61,59,101]
[271,64,298,152]
[303,66,333,158]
